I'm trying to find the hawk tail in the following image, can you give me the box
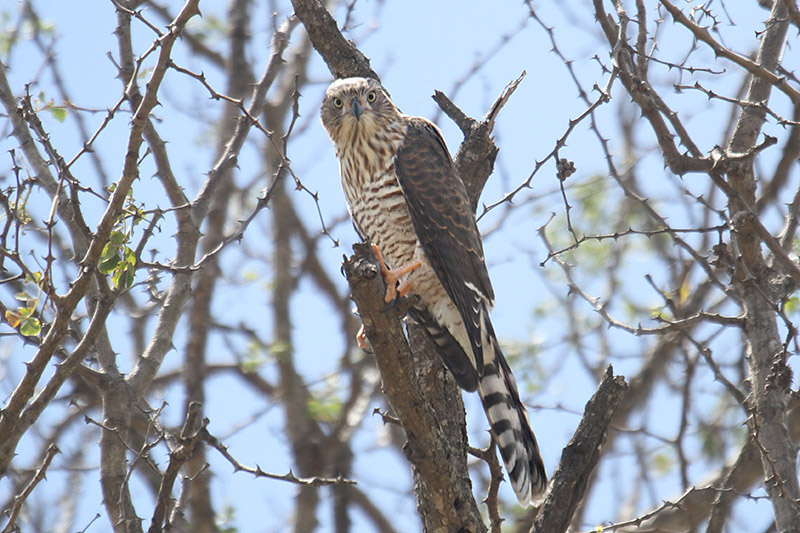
[408,307,479,392]
[478,339,547,504]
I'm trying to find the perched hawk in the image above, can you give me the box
[321,77,546,504]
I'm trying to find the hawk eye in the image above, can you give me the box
[366,91,377,103]
[332,97,343,109]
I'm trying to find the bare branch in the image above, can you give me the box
[202,429,354,487]
[1,443,60,533]
[531,366,628,533]
[660,0,800,105]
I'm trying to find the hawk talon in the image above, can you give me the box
[381,293,421,314]
[370,244,422,304]
[356,324,373,353]
[380,294,405,313]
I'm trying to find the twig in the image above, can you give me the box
[431,20,528,125]
[660,0,800,104]
[469,442,504,533]
[541,225,728,266]
[202,429,354,487]
[676,82,800,127]
[1,443,60,533]
[479,74,615,220]
[147,402,204,533]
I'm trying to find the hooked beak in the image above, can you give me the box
[350,96,363,120]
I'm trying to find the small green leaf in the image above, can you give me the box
[123,246,136,265]
[112,263,135,289]
[99,252,120,275]
[100,242,118,261]
[785,296,799,315]
[109,230,126,246]
[17,306,34,319]
[269,341,292,358]
[111,267,123,288]
[20,317,41,336]
[14,292,30,302]
[123,264,135,287]
[48,106,67,122]
[306,396,343,423]
[651,452,672,477]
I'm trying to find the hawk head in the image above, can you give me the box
[320,77,400,146]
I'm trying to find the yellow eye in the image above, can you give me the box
[366,91,377,103]
[332,97,343,109]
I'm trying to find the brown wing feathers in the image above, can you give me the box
[394,118,493,369]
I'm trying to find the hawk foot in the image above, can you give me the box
[370,244,422,304]
[356,324,373,353]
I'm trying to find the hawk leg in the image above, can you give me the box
[356,324,371,352]
[371,244,422,304]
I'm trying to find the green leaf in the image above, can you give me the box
[306,396,343,423]
[269,341,292,359]
[100,242,118,261]
[111,267,123,289]
[785,296,799,315]
[651,452,673,477]
[48,106,67,122]
[109,229,126,246]
[123,264,135,287]
[123,246,136,266]
[241,357,263,374]
[112,263,135,289]
[98,251,121,275]
[14,292,30,303]
[20,317,41,337]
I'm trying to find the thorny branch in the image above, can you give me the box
[659,0,800,105]
[478,68,615,221]
[202,428,355,487]
[1,443,59,533]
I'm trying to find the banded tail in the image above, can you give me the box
[478,342,547,504]
[412,307,546,503]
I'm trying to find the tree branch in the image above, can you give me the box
[343,243,486,532]
[530,367,628,533]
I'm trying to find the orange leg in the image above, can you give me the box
[356,324,371,351]
[371,244,422,304]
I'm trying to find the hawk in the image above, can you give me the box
[321,77,546,504]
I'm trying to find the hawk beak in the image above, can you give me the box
[350,97,363,120]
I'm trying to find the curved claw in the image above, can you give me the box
[356,324,373,353]
[370,244,422,304]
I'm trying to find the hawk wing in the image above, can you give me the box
[394,117,494,371]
